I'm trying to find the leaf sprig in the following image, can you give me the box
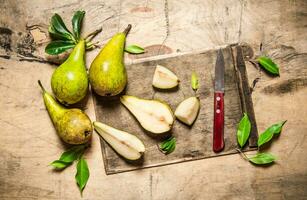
[46,11,101,55]
[236,113,286,165]
[50,144,90,195]
[159,136,176,154]
[50,144,87,169]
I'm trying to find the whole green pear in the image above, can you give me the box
[89,25,131,96]
[51,39,88,104]
[38,80,92,144]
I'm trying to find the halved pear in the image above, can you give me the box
[152,65,179,89]
[120,95,174,134]
[175,97,200,126]
[93,121,145,160]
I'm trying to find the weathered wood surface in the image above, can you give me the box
[0,0,307,199]
[95,46,258,174]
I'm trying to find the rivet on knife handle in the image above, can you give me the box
[213,92,225,152]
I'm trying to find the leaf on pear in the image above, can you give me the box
[50,13,73,39]
[48,25,72,41]
[248,152,276,165]
[257,56,279,75]
[237,113,251,148]
[72,10,85,40]
[191,71,199,91]
[125,45,145,54]
[45,40,75,55]
[75,158,90,194]
[257,120,287,147]
[159,137,176,154]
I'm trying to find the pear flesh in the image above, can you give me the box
[152,65,179,89]
[89,25,131,96]
[93,122,145,160]
[51,40,88,105]
[120,95,174,134]
[38,81,92,144]
[175,97,200,126]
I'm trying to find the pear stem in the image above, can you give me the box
[84,27,102,42]
[86,41,100,50]
[236,148,249,161]
[123,24,132,36]
[37,80,46,93]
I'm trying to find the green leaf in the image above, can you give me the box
[50,13,73,39]
[72,10,85,40]
[59,145,86,163]
[125,45,145,54]
[257,56,279,75]
[272,120,287,135]
[160,137,176,154]
[191,71,199,91]
[75,158,90,193]
[237,113,251,148]
[50,160,71,169]
[257,121,287,147]
[50,145,86,170]
[257,126,274,147]
[248,153,276,165]
[48,25,72,41]
[45,40,75,55]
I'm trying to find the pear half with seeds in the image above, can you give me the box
[152,65,179,89]
[93,122,145,160]
[175,97,200,126]
[120,95,174,134]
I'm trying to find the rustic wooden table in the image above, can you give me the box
[0,0,306,199]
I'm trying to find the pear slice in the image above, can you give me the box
[93,121,145,160]
[152,65,179,89]
[120,95,174,134]
[175,97,200,126]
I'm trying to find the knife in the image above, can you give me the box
[213,49,225,152]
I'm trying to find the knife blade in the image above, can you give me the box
[213,49,225,152]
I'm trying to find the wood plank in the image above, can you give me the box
[232,45,258,147]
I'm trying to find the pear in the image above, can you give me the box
[152,65,179,89]
[175,97,200,126]
[93,122,145,160]
[38,80,92,144]
[51,39,88,105]
[89,25,132,96]
[120,95,174,134]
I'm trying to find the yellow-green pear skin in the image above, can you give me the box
[38,81,92,144]
[51,39,88,104]
[89,25,131,96]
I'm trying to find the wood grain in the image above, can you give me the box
[232,45,258,147]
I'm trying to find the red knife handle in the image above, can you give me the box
[213,92,225,152]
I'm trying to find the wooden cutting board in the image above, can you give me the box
[93,45,258,174]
